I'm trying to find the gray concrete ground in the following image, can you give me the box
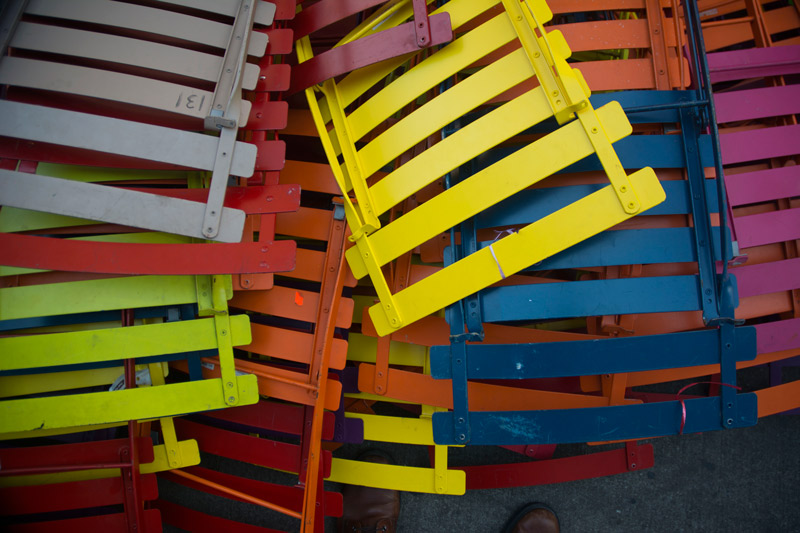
[160,412,800,532]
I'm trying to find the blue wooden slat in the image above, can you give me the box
[429,326,756,379]
[473,135,714,174]
[431,393,758,444]
[479,276,705,323]
[444,228,725,269]
[473,180,719,230]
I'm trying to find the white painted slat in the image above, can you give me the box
[0,170,246,242]
[25,0,267,57]
[9,22,259,90]
[0,100,257,177]
[151,0,276,26]
[0,57,215,118]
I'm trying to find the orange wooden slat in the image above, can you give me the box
[243,323,348,370]
[230,285,354,329]
[357,363,640,410]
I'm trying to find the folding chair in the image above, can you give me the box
[297,0,664,337]
[0,0,277,243]
[0,435,162,532]
[427,5,759,443]
[0,272,259,435]
[700,0,800,51]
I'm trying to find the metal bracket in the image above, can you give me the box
[0,0,27,58]
[411,0,431,48]
[202,0,257,239]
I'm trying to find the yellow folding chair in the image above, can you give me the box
[297,0,665,336]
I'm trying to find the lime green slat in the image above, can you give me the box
[37,163,193,183]
[0,376,259,434]
[0,315,251,371]
[0,275,199,321]
[0,367,122,398]
[369,167,665,335]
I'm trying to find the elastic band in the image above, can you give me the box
[489,244,506,279]
[676,381,741,434]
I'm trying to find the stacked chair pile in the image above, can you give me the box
[1,0,797,531]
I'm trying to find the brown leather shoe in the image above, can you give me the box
[338,453,400,533]
[502,503,560,533]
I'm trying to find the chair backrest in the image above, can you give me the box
[297,0,664,336]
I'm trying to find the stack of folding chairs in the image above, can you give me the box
[2,0,797,531]
[0,1,302,531]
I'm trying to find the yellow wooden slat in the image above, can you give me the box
[329,458,465,495]
[368,167,664,335]
[0,376,259,434]
[0,275,199,321]
[346,333,427,367]
[0,315,251,371]
[347,102,631,279]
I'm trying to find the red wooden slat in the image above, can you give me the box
[0,438,153,472]
[6,510,162,533]
[155,500,283,533]
[160,465,342,516]
[253,140,287,172]
[201,399,336,440]
[0,234,297,275]
[256,64,291,92]
[0,474,158,515]
[244,99,289,131]
[288,14,453,94]
[174,419,332,477]
[461,443,654,490]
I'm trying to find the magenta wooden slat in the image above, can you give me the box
[288,13,453,94]
[160,465,342,516]
[708,46,800,83]
[735,208,800,249]
[720,124,800,165]
[0,234,297,275]
[726,166,800,207]
[6,510,162,533]
[734,258,800,298]
[714,85,800,124]
[756,319,800,354]
[155,500,283,533]
[290,0,387,39]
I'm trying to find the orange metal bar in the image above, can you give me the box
[170,469,302,519]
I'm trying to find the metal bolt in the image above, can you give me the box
[227,381,234,388]
[628,202,636,209]
[458,434,466,441]
[457,417,465,424]
[631,463,637,469]
[221,329,227,336]
[591,127,599,134]
[262,246,269,252]
[726,418,734,426]
[620,186,627,193]
[228,396,236,403]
